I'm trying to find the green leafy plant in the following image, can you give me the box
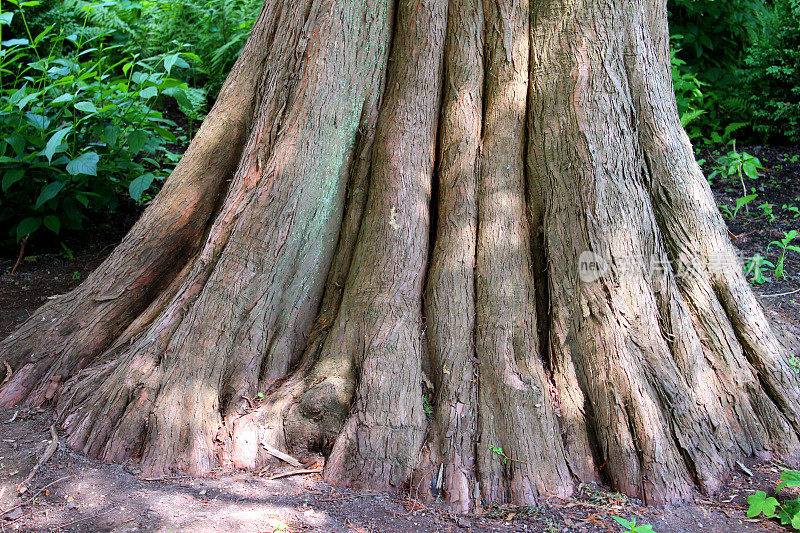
[611,516,654,533]
[758,203,777,222]
[777,470,800,491]
[784,204,800,218]
[748,491,780,519]
[668,0,763,144]
[0,1,205,244]
[709,145,763,200]
[669,33,749,145]
[133,0,261,93]
[422,396,433,415]
[488,446,528,466]
[745,254,775,284]
[767,230,800,279]
[32,0,262,95]
[489,445,509,464]
[740,0,800,143]
[748,471,800,529]
[671,39,707,140]
[59,242,74,259]
[719,194,758,220]
[790,354,800,373]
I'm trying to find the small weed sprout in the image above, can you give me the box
[709,144,763,206]
[767,230,800,279]
[745,254,775,284]
[423,396,433,415]
[611,516,654,533]
[783,204,800,218]
[758,203,777,222]
[719,194,758,220]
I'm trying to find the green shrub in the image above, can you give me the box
[671,39,707,141]
[741,0,800,142]
[0,2,205,245]
[25,0,262,95]
[133,0,261,91]
[669,0,765,84]
[668,0,767,143]
[748,470,800,529]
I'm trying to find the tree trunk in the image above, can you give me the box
[2,0,799,510]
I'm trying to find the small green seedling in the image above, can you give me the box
[745,254,775,284]
[719,194,758,220]
[423,396,434,415]
[611,516,654,533]
[767,230,800,279]
[488,445,527,465]
[60,243,75,260]
[748,491,779,519]
[784,204,800,218]
[709,145,763,204]
[758,203,777,222]
[790,355,800,374]
[489,445,510,464]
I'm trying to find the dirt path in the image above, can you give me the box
[0,405,787,532]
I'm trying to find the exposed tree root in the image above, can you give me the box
[38,0,394,476]
[423,0,482,512]
[0,4,281,407]
[322,0,446,490]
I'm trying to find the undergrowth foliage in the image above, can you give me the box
[748,470,800,529]
[741,0,800,143]
[668,0,763,142]
[669,0,800,144]
[0,0,205,246]
[26,0,262,93]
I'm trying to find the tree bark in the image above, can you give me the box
[2,0,798,510]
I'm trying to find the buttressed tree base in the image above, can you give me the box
[2,0,799,512]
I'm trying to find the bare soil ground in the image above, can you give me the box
[0,145,799,532]
[0,411,790,533]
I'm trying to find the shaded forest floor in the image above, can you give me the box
[1,144,799,532]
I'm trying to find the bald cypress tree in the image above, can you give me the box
[2,0,798,511]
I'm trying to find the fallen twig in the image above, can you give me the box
[762,287,800,298]
[263,444,302,467]
[267,467,323,480]
[140,474,194,482]
[736,460,754,477]
[10,236,28,276]
[17,425,58,494]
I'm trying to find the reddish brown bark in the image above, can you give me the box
[1,0,798,510]
[423,0,482,512]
